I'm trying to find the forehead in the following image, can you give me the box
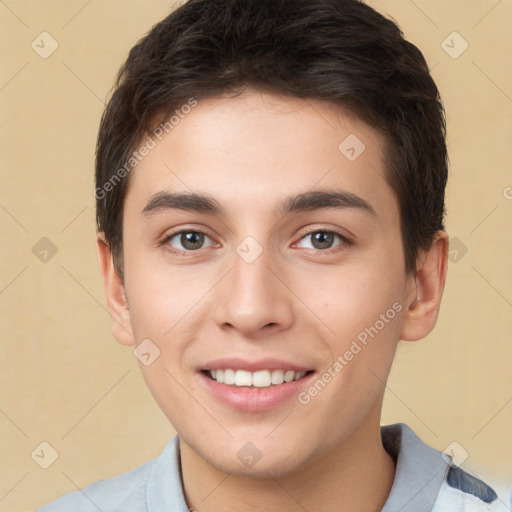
[124,91,398,222]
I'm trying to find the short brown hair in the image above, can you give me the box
[95,0,448,276]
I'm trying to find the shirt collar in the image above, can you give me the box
[146,423,449,512]
[381,423,450,512]
[146,436,189,512]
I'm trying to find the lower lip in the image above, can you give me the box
[199,372,315,412]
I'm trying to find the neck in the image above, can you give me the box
[180,415,396,512]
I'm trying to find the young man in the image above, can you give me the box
[37,0,510,511]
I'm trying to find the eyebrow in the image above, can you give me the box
[278,189,376,217]
[142,191,223,216]
[141,189,376,218]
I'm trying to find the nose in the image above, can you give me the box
[213,247,294,338]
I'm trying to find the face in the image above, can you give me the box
[111,91,421,477]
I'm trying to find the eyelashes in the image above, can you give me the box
[162,228,352,256]
[166,231,216,252]
[294,230,349,251]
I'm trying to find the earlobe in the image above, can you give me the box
[97,234,135,346]
[400,231,449,342]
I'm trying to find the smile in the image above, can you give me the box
[206,369,310,388]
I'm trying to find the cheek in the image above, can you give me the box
[124,258,220,384]
[297,275,404,422]
[287,254,407,399]
[293,259,405,341]
[123,244,205,335]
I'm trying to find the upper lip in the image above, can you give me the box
[200,358,313,373]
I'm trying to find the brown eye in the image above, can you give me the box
[168,231,212,251]
[311,232,335,249]
[297,231,345,250]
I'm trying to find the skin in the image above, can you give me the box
[98,90,448,512]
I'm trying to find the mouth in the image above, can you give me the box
[198,361,316,412]
[203,368,314,388]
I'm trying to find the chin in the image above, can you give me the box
[196,438,316,480]
[213,455,307,479]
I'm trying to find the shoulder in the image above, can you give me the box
[381,423,511,512]
[35,460,152,512]
[433,465,511,512]
[35,437,179,512]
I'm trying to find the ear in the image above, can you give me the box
[97,233,135,346]
[400,230,449,341]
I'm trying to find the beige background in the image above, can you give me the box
[1,1,511,510]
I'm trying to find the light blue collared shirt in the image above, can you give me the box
[36,423,510,512]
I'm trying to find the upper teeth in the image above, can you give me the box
[210,369,306,388]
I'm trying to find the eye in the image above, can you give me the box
[296,230,346,250]
[167,230,214,251]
